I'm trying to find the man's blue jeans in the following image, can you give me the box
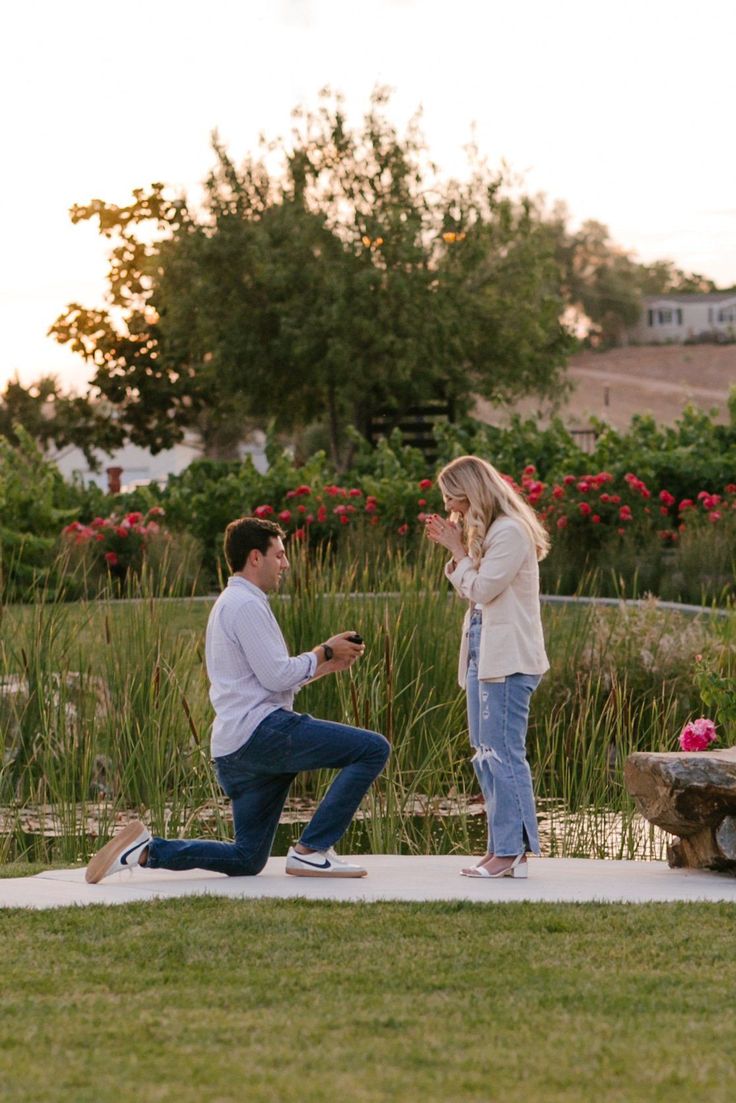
[146,709,390,876]
[466,611,542,856]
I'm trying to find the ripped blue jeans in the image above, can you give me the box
[466,610,541,856]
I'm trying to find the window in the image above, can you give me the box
[657,309,673,324]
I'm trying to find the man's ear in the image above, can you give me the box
[247,547,262,569]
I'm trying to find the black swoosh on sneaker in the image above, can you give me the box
[120,841,146,866]
[293,854,331,869]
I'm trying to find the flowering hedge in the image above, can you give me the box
[231,467,736,551]
[62,507,168,577]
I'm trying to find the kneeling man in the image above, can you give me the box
[86,516,389,882]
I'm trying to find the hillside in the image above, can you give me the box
[474,344,736,432]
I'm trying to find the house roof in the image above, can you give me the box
[643,292,736,304]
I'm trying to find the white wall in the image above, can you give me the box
[629,296,736,344]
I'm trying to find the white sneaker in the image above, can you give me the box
[85,820,152,884]
[285,846,367,878]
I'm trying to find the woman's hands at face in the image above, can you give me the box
[425,514,465,557]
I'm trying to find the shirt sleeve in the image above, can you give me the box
[445,523,529,605]
[230,599,317,691]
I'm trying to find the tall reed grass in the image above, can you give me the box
[1,543,731,863]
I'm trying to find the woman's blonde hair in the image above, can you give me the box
[437,455,550,566]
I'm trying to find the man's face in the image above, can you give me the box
[254,536,290,592]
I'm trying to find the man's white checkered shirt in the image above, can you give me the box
[205,575,317,757]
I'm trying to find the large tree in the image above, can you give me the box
[51,90,574,463]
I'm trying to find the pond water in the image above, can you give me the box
[1,798,670,864]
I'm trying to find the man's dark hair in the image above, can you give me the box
[224,517,285,573]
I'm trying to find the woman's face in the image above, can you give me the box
[441,488,469,517]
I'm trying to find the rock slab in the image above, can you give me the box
[624,746,736,871]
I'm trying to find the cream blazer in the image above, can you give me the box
[446,515,549,688]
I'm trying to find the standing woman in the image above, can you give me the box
[426,456,550,879]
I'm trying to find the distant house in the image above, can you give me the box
[49,430,268,493]
[628,292,736,345]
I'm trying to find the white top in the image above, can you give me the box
[205,576,317,757]
[446,516,549,685]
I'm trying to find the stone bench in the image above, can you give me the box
[624,746,736,871]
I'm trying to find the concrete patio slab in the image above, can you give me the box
[1,855,735,910]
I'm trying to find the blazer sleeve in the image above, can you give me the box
[445,523,529,605]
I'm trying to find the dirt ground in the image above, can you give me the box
[474,344,736,432]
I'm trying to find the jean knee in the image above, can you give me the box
[368,731,391,767]
[228,850,268,877]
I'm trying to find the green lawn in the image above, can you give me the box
[2,889,735,1102]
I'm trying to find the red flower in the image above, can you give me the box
[348,488,363,498]
[340,515,350,525]
[278,510,292,523]
[254,505,274,518]
[556,516,568,530]
[419,479,433,490]
[659,490,675,508]
[125,512,143,525]
[708,511,721,523]
[317,506,328,523]
[552,485,564,499]
[619,506,633,522]
[418,498,427,506]
[147,506,165,517]
[294,527,306,540]
[679,499,694,512]
[563,475,576,486]
[296,485,312,496]
[591,514,601,524]
[365,498,378,514]
[104,551,118,566]
[397,523,409,535]
[115,525,129,538]
[578,502,592,516]
[523,465,536,476]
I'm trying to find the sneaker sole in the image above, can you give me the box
[285,867,367,878]
[85,821,148,884]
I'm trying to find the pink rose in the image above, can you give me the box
[679,717,717,752]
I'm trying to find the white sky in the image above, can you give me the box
[2,0,735,391]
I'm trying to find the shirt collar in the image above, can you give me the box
[227,575,268,602]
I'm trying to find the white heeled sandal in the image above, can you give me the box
[461,854,528,879]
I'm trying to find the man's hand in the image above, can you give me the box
[311,631,365,677]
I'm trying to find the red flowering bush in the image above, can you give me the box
[61,507,170,579]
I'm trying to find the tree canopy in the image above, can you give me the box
[50,90,574,464]
[47,90,717,464]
